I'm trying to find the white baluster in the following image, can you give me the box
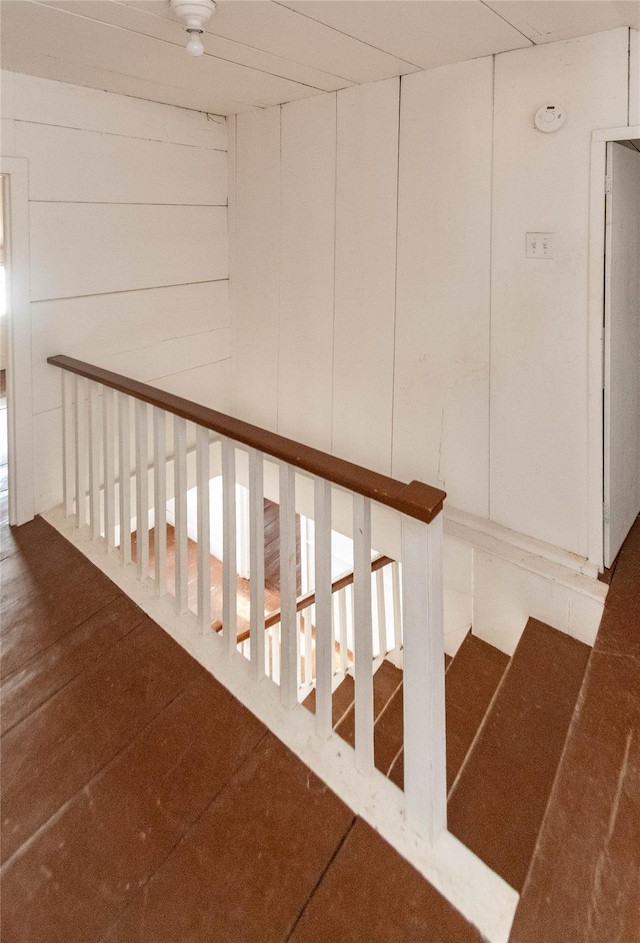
[88,382,101,540]
[376,567,387,658]
[222,438,238,656]
[314,476,332,738]
[118,393,131,564]
[392,560,402,652]
[267,625,273,680]
[338,587,348,676]
[401,511,446,842]
[153,408,167,595]
[296,610,304,689]
[62,372,75,518]
[353,494,374,774]
[173,416,188,614]
[103,387,116,551]
[272,623,281,686]
[135,399,149,581]
[196,425,211,633]
[279,462,297,708]
[304,608,312,686]
[249,448,265,680]
[75,376,88,528]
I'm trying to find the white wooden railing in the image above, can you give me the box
[237,554,401,694]
[46,354,518,943]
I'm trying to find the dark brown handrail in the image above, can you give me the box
[48,355,445,524]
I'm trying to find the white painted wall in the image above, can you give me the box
[490,29,628,555]
[1,71,230,514]
[231,28,633,561]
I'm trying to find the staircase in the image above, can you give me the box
[306,617,590,895]
[43,353,609,941]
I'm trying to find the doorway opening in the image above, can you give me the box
[602,139,640,570]
[587,125,640,573]
[1,175,7,525]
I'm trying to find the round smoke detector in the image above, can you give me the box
[534,104,566,133]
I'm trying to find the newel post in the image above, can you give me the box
[401,509,446,843]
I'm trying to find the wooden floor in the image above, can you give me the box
[0,523,481,937]
[510,514,640,943]
[1,436,639,941]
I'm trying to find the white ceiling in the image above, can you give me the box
[1,1,638,115]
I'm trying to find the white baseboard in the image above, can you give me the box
[443,508,607,655]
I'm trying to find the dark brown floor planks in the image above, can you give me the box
[510,517,640,943]
[287,818,484,943]
[447,618,591,891]
[102,735,355,943]
[0,594,146,735]
[1,616,205,863]
[1,551,123,680]
[4,510,639,942]
[0,676,267,943]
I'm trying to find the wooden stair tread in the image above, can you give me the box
[447,618,591,892]
[374,684,404,776]
[303,675,355,729]
[385,634,508,791]
[335,660,403,748]
[445,631,509,790]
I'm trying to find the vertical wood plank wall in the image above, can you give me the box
[232,28,632,558]
[279,94,336,454]
[490,30,629,554]
[333,80,399,476]
[1,70,230,514]
[393,58,493,517]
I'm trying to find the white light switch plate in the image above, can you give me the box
[526,232,554,259]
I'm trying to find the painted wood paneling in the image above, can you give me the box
[1,70,16,154]
[393,58,493,517]
[9,70,227,148]
[31,280,229,408]
[332,79,399,475]
[278,93,336,452]
[14,121,227,205]
[1,3,323,115]
[491,29,629,555]
[125,0,417,86]
[98,329,231,388]
[486,2,640,44]
[233,107,281,431]
[155,360,232,413]
[630,30,640,126]
[33,408,63,515]
[33,327,230,416]
[281,1,530,69]
[1,119,16,156]
[41,1,352,95]
[6,70,231,519]
[30,203,227,301]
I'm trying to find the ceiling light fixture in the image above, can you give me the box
[170,0,216,57]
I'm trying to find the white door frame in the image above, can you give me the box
[1,157,34,525]
[587,125,640,571]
